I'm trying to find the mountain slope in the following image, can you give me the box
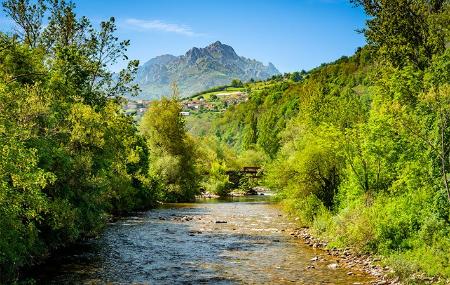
[134,41,280,99]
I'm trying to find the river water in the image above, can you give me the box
[34,196,374,284]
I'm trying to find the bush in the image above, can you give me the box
[202,162,233,196]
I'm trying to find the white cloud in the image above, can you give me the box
[124,18,203,37]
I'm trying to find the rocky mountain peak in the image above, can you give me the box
[185,47,204,64]
[206,41,238,60]
[134,41,280,99]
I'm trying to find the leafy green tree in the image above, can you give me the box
[0,1,150,281]
[140,85,199,202]
[351,0,449,70]
[257,108,283,158]
[231,78,243,87]
[290,71,302,82]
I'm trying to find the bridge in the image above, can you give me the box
[242,167,262,178]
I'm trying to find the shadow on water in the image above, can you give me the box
[29,197,374,285]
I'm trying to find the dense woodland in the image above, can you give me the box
[0,0,449,284]
[0,0,200,282]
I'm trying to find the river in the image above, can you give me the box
[33,196,374,284]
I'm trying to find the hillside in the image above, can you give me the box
[187,30,450,282]
[134,41,280,99]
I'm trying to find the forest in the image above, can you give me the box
[0,0,449,284]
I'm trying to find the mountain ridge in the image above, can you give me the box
[134,41,280,99]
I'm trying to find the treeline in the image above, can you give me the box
[200,1,450,282]
[0,1,199,282]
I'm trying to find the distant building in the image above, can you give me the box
[180,111,190,116]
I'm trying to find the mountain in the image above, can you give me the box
[134,41,280,99]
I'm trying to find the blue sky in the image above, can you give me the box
[1,0,368,73]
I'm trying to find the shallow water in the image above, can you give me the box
[34,197,374,284]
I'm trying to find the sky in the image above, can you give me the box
[0,0,368,73]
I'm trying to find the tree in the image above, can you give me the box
[0,1,148,281]
[2,0,45,47]
[290,71,302,82]
[231,78,243,87]
[351,0,449,70]
[140,84,199,202]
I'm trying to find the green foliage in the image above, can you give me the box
[351,0,449,70]
[194,136,240,196]
[267,124,345,210]
[140,90,199,202]
[1,0,449,283]
[211,81,298,156]
[0,1,154,282]
[231,78,243,88]
[275,2,450,281]
[203,161,233,196]
[198,2,450,281]
[290,71,302,82]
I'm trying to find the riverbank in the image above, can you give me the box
[196,187,272,199]
[289,228,400,285]
[289,227,449,285]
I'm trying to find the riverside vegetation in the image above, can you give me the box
[0,0,450,284]
[0,0,201,282]
[187,1,450,283]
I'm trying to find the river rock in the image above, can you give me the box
[181,216,193,222]
[327,263,339,269]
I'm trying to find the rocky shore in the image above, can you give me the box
[289,228,445,285]
[289,228,399,285]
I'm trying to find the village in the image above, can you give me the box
[123,91,248,119]
[123,99,152,121]
[179,91,248,116]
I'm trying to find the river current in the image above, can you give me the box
[33,197,374,284]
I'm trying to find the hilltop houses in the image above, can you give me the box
[124,99,151,120]
[122,91,248,121]
[181,91,248,112]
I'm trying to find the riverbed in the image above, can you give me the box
[33,196,374,284]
